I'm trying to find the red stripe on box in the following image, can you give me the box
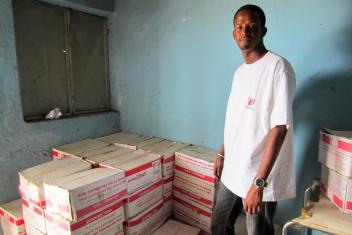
[33,206,43,216]
[163,176,173,184]
[338,140,352,153]
[321,134,331,144]
[163,156,175,164]
[52,150,59,157]
[21,198,43,216]
[174,165,215,183]
[76,190,127,218]
[21,198,29,207]
[174,195,212,218]
[164,195,173,203]
[124,201,163,227]
[0,209,4,216]
[174,186,212,206]
[347,201,352,210]
[7,216,24,226]
[333,194,343,208]
[28,197,45,208]
[126,180,162,203]
[15,219,24,226]
[125,161,155,177]
[71,201,123,231]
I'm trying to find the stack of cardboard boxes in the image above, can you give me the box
[319,128,352,214]
[173,145,217,233]
[0,199,25,235]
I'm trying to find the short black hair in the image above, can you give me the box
[234,4,266,27]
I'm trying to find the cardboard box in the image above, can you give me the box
[44,168,127,221]
[19,157,91,208]
[99,150,162,194]
[22,198,46,234]
[319,128,352,177]
[173,172,215,208]
[321,165,352,214]
[123,199,165,235]
[81,145,134,165]
[152,219,201,235]
[173,192,212,233]
[139,140,189,177]
[45,201,124,235]
[135,138,165,149]
[98,132,153,150]
[52,139,109,160]
[0,199,25,235]
[163,195,173,219]
[175,145,217,186]
[124,180,163,219]
[162,176,173,198]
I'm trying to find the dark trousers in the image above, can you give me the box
[211,182,277,235]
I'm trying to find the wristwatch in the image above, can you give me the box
[254,177,267,189]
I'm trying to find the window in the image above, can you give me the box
[13,0,110,121]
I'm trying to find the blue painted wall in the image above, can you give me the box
[110,0,352,233]
[0,0,119,226]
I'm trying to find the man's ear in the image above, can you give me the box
[262,26,267,37]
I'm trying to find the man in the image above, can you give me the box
[211,4,296,235]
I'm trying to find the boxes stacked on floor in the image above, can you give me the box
[0,199,25,235]
[173,145,217,233]
[43,168,127,235]
[18,157,92,234]
[92,149,165,234]
[152,219,200,235]
[138,139,189,218]
[319,128,352,214]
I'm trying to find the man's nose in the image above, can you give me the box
[243,26,251,36]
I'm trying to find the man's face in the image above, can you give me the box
[233,10,266,53]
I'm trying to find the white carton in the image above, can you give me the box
[139,140,189,177]
[52,139,109,160]
[321,165,352,214]
[0,199,25,235]
[22,197,46,234]
[123,199,165,235]
[82,145,134,165]
[45,201,124,235]
[319,128,352,177]
[152,219,201,235]
[173,172,215,208]
[98,132,153,150]
[100,150,162,194]
[44,168,127,221]
[19,157,91,208]
[163,195,173,219]
[162,176,173,198]
[124,180,163,219]
[175,145,217,186]
[173,192,212,234]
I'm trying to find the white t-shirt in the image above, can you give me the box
[221,51,296,201]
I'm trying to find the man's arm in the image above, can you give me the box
[214,144,225,179]
[243,125,287,214]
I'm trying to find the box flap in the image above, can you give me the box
[86,147,135,164]
[322,128,352,140]
[176,145,217,163]
[53,139,108,154]
[0,199,22,219]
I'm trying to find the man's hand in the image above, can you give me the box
[243,184,263,214]
[213,155,224,179]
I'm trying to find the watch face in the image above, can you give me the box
[255,178,266,188]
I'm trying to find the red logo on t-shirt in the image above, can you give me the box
[247,97,256,106]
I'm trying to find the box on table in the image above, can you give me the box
[99,150,162,195]
[319,128,352,177]
[123,199,164,235]
[0,199,25,235]
[163,195,173,219]
[321,165,352,214]
[81,145,134,165]
[44,168,127,221]
[173,192,212,234]
[45,201,124,235]
[22,197,46,234]
[139,140,189,177]
[19,157,91,208]
[163,175,173,198]
[52,139,109,160]
[98,132,154,150]
[124,179,163,219]
[173,172,215,208]
[152,219,201,235]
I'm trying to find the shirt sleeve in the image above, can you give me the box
[270,69,296,129]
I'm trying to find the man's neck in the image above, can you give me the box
[242,45,268,64]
